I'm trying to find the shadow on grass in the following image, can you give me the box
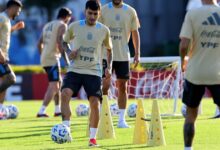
[0,128,50,134]
[102,144,149,150]
[0,132,50,140]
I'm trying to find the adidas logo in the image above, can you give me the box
[202,12,220,25]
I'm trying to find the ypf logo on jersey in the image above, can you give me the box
[202,12,220,26]
[87,32,93,40]
[115,14,120,21]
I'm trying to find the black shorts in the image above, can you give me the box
[61,72,102,100]
[0,63,12,77]
[44,65,61,82]
[182,80,220,108]
[102,59,129,79]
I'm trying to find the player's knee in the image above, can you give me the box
[185,107,198,123]
[117,81,127,92]
[61,89,72,102]
[89,97,100,109]
[51,84,60,93]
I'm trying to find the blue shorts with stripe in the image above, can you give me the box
[43,65,61,82]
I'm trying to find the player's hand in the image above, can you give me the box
[13,21,25,30]
[181,63,185,72]
[133,53,140,68]
[105,68,111,79]
[69,49,78,60]
[181,56,188,72]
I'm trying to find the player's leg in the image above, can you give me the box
[83,74,102,147]
[0,63,16,108]
[54,85,61,116]
[117,79,128,127]
[61,88,73,125]
[61,72,82,128]
[182,80,205,150]
[37,66,60,117]
[88,96,100,147]
[53,74,62,116]
[207,85,220,119]
[114,61,130,128]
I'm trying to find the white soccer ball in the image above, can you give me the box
[110,103,119,116]
[75,104,89,116]
[127,103,137,118]
[51,124,72,144]
[181,104,187,118]
[7,104,19,119]
[0,106,9,120]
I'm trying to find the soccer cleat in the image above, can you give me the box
[67,134,73,143]
[117,121,130,128]
[66,126,72,142]
[88,138,99,147]
[54,112,62,117]
[36,113,49,118]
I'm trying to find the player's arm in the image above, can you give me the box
[179,11,192,71]
[62,24,78,61]
[104,28,113,78]
[62,40,77,60]
[0,21,6,63]
[131,9,141,68]
[37,34,43,55]
[57,24,70,66]
[132,30,140,68]
[179,37,190,71]
[11,21,25,32]
[0,48,6,63]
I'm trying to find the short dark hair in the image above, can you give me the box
[57,7,72,19]
[7,0,22,8]
[85,0,101,11]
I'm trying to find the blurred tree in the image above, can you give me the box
[24,0,67,20]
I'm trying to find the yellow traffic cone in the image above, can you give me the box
[147,99,166,146]
[97,95,116,139]
[133,99,149,144]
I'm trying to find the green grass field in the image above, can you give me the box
[0,99,219,150]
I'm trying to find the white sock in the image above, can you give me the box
[62,120,70,127]
[184,147,193,150]
[55,105,61,113]
[38,105,46,114]
[89,128,97,139]
[99,104,102,114]
[119,109,126,122]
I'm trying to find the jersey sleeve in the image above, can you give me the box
[131,9,140,31]
[179,11,193,39]
[63,23,74,43]
[103,27,113,50]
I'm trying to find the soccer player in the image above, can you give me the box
[0,0,24,109]
[36,8,72,118]
[61,1,112,146]
[186,0,220,119]
[99,0,140,128]
[179,0,220,149]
